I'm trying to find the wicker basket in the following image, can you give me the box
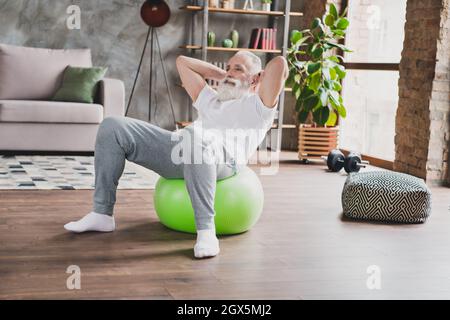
[298,124,339,162]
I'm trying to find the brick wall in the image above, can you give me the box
[300,0,327,29]
[429,0,450,185]
[394,0,450,185]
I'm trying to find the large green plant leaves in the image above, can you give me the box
[329,3,339,19]
[304,95,320,111]
[292,82,302,100]
[336,18,350,30]
[290,30,302,44]
[329,91,347,118]
[297,109,310,123]
[326,42,352,52]
[309,73,321,91]
[319,88,328,107]
[307,62,321,75]
[311,46,324,59]
[334,65,346,79]
[325,14,335,27]
[313,107,330,126]
[326,111,337,126]
[299,87,314,101]
[285,4,350,126]
[295,98,303,112]
[285,69,295,87]
[311,18,321,29]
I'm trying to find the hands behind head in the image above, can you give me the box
[252,70,265,87]
[257,70,265,79]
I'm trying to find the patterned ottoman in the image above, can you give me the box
[341,171,432,223]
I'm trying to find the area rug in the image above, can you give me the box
[0,155,160,190]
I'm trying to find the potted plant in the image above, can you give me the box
[285,4,351,161]
[261,0,272,12]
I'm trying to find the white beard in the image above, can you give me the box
[216,78,251,102]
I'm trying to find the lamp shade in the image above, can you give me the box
[140,0,171,27]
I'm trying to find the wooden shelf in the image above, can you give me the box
[176,121,296,129]
[179,5,303,17]
[278,124,296,129]
[179,45,281,54]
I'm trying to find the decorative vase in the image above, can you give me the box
[262,3,271,11]
[207,31,216,47]
[209,0,219,8]
[230,30,239,48]
[222,39,233,48]
[222,0,231,9]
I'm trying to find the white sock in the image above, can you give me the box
[194,228,220,258]
[64,211,115,233]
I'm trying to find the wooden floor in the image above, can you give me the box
[1,151,449,300]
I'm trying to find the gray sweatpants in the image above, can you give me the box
[92,116,238,231]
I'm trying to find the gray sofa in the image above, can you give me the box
[0,43,125,152]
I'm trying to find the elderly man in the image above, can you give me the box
[64,51,288,259]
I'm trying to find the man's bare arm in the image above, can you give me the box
[176,55,227,102]
[257,56,289,108]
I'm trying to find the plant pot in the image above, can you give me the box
[262,3,271,11]
[298,124,339,162]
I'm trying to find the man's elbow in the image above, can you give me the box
[280,57,289,80]
[176,55,187,67]
[272,56,289,80]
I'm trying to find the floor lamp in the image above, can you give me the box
[125,0,178,130]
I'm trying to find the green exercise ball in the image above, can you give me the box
[154,166,264,235]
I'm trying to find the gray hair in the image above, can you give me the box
[234,50,262,75]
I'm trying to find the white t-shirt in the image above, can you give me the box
[183,84,277,165]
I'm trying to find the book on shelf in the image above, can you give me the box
[262,28,267,50]
[272,28,277,50]
[272,0,279,11]
[248,28,261,49]
[248,28,277,50]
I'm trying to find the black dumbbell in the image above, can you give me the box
[344,151,370,173]
[322,149,345,172]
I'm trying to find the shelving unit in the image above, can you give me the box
[178,0,301,151]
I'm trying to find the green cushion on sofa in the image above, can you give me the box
[52,66,107,103]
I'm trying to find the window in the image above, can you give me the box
[339,0,407,161]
